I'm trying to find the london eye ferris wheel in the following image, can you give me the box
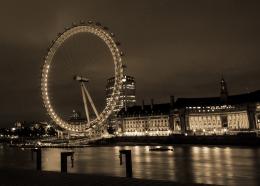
[41,21,124,134]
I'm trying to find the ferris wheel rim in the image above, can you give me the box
[41,23,124,132]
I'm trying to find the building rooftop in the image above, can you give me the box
[174,90,260,108]
[118,103,171,117]
[107,75,135,83]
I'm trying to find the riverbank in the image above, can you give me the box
[0,169,211,186]
[3,133,260,148]
[90,134,260,146]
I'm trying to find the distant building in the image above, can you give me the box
[105,75,136,133]
[68,110,86,123]
[14,122,22,129]
[105,75,136,113]
[12,121,54,134]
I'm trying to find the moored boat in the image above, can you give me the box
[149,146,173,151]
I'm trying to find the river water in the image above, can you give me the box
[0,145,259,185]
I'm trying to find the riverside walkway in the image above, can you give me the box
[0,169,212,186]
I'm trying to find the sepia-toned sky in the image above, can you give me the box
[0,0,260,126]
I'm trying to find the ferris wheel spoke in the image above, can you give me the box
[82,83,100,120]
[81,83,90,123]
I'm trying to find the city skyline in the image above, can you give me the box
[1,0,260,126]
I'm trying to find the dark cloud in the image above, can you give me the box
[0,0,260,126]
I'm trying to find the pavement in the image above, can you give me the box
[0,169,213,186]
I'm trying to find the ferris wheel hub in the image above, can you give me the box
[74,75,89,82]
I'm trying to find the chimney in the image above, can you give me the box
[150,99,154,110]
[141,100,145,110]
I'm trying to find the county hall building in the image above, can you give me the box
[116,78,260,136]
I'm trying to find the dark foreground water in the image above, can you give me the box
[0,145,260,185]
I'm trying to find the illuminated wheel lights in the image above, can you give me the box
[41,22,124,133]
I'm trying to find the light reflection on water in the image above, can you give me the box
[0,145,260,185]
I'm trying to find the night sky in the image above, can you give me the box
[1,0,260,126]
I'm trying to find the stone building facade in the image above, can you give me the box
[117,100,172,136]
[172,79,260,135]
[116,79,260,136]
